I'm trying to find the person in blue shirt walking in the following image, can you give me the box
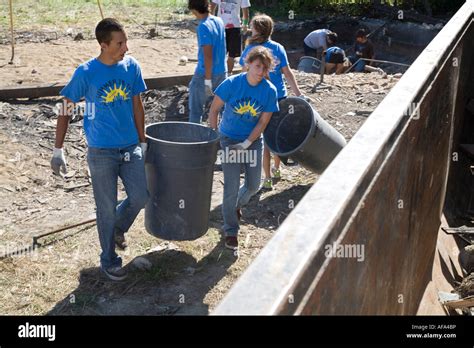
[51,18,149,281]
[188,0,228,124]
[208,46,279,250]
[240,14,304,190]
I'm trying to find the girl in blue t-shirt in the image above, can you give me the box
[208,46,279,250]
[240,14,305,190]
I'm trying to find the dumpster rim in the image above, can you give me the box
[263,97,316,157]
[145,121,220,146]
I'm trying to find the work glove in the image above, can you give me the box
[229,139,252,151]
[140,142,148,154]
[51,147,67,176]
[204,79,213,97]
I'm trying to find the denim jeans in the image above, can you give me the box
[349,55,366,72]
[220,135,263,236]
[87,144,149,269]
[189,73,227,124]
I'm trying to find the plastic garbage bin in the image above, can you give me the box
[145,121,219,240]
[297,56,321,73]
[264,97,346,174]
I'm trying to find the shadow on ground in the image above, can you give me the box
[47,235,237,315]
[209,181,314,231]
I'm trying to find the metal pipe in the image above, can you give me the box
[344,57,410,74]
[359,58,411,67]
[0,217,96,259]
[32,217,96,246]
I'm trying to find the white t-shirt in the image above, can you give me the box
[212,0,251,29]
[304,29,330,49]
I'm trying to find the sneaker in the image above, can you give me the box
[114,230,127,250]
[102,265,128,281]
[225,236,238,250]
[262,178,273,190]
[272,167,281,179]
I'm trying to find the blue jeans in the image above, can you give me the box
[349,55,366,72]
[87,144,149,269]
[220,136,263,236]
[189,73,227,124]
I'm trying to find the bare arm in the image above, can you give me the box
[281,66,302,96]
[242,7,249,22]
[247,112,272,142]
[210,2,217,15]
[133,94,146,142]
[203,45,213,80]
[209,95,225,130]
[54,98,73,148]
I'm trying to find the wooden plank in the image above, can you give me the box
[442,296,474,309]
[0,73,194,100]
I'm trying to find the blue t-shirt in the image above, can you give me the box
[239,40,289,99]
[216,73,279,141]
[196,15,227,76]
[60,56,147,148]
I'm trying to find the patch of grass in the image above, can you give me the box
[0,0,189,31]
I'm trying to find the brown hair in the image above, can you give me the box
[188,0,209,14]
[248,14,274,45]
[244,46,276,73]
[95,18,125,44]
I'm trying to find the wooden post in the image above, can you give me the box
[8,0,14,64]
[319,51,326,84]
[97,0,104,19]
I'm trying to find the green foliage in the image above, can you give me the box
[250,0,463,17]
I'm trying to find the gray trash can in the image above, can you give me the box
[264,97,346,174]
[297,56,321,73]
[145,122,219,240]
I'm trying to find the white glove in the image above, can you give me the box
[51,147,67,176]
[140,142,147,154]
[204,79,213,97]
[229,139,252,150]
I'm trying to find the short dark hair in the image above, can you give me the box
[356,29,368,38]
[188,0,209,14]
[327,32,338,44]
[95,18,125,44]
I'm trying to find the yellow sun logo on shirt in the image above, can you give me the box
[233,100,261,117]
[100,83,130,104]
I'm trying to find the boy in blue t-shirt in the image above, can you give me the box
[208,46,279,250]
[51,18,148,281]
[188,0,227,123]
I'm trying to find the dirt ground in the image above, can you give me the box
[0,23,199,88]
